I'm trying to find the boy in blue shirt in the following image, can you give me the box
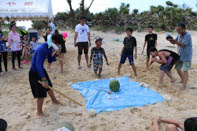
[118,27,137,76]
[29,33,62,117]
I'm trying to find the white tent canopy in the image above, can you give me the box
[0,0,53,20]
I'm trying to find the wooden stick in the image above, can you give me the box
[38,81,83,106]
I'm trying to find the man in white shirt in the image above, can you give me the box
[74,16,91,69]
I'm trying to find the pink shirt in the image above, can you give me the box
[8,31,21,51]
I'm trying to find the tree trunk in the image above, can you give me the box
[124,16,127,30]
[67,0,76,28]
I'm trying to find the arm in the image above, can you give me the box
[103,49,109,65]
[121,46,125,56]
[155,40,157,48]
[142,41,147,54]
[74,32,78,47]
[8,33,12,48]
[168,39,184,47]
[88,32,91,47]
[134,46,137,59]
[35,49,47,81]
[154,54,167,64]
[159,118,184,130]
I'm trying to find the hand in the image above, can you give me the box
[141,50,144,55]
[169,39,177,44]
[41,81,49,88]
[74,42,77,47]
[151,57,157,62]
[135,54,137,59]
[89,42,91,47]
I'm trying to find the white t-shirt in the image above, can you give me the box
[75,24,90,42]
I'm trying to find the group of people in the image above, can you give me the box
[73,17,192,91]
[0,24,38,74]
[0,16,194,131]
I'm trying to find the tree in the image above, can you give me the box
[32,21,47,30]
[119,3,130,30]
[66,0,95,27]
[66,0,76,27]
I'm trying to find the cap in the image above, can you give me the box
[95,38,103,43]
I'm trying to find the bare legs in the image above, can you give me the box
[182,71,188,90]
[78,54,89,69]
[118,63,137,76]
[159,71,176,85]
[59,53,64,73]
[152,118,179,131]
[146,58,150,71]
[36,90,59,117]
[176,69,188,90]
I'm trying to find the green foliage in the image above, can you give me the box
[32,20,47,31]
[44,2,197,32]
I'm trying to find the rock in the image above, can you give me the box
[89,109,96,117]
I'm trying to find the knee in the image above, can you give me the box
[167,124,177,130]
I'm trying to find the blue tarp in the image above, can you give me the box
[71,76,165,113]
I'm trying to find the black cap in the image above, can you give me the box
[95,38,103,43]
[0,119,7,131]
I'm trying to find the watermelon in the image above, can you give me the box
[109,79,120,92]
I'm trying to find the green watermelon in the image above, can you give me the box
[109,79,120,92]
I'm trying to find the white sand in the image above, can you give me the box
[0,30,197,131]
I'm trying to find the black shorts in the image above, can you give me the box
[29,70,52,98]
[61,43,66,53]
[77,42,89,55]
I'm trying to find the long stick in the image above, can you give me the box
[38,81,83,106]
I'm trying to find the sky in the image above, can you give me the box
[17,0,197,29]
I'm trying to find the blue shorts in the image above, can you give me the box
[120,53,134,65]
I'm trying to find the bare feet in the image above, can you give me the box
[118,72,120,75]
[87,64,91,68]
[98,74,101,78]
[78,66,81,69]
[171,78,176,83]
[180,86,186,91]
[52,100,61,105]
[13,68,17,70]
[37,112,49,117]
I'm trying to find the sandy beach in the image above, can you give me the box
[0,30,197,131]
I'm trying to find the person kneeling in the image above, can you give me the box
[149,48,180,85]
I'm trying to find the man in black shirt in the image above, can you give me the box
[118,27,137,76]
[142,25,157,71]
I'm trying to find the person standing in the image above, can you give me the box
[0,26,8,73]
[8,24,22,70]
[118,28,137,76]
[29,33,62,117]
[74,16,91,69]
[142,25,157,71]
[167,23,193,90]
